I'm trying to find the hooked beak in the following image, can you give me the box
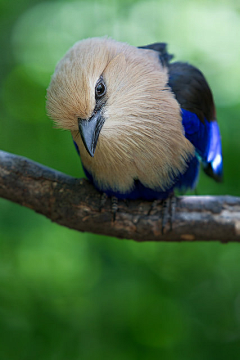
[78,109,105,157]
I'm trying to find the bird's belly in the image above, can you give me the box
[82,163,173,200]
[74,132,195,200]
[82,154,199,200]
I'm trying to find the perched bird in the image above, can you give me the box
[46,37,223,204]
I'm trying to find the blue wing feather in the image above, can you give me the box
[181,108,223,183]
[181,108,210,159]
[174,156,200,191]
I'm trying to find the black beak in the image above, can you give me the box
[78,109,105,157]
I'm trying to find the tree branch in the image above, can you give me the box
[0,150,239,242]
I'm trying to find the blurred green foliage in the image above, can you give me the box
[1,0,240,359]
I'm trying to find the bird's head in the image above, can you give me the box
[46,37,173,158]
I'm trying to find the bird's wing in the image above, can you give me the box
[139,43,223,182]
[168,61,223,182]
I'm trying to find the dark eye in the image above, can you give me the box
[95,79,106,99]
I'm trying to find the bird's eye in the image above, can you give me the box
[95,79,106,99]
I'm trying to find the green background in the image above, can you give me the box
[1,0,240,359]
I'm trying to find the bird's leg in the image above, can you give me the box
[99,192,108,212]
[111,196,118,222]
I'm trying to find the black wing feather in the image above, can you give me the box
[168,62,216,123]
[138,42,174,67]
[139,43,216,123]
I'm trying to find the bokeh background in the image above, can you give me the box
[1,0,240,359]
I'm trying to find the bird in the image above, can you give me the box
[46,37,223,214]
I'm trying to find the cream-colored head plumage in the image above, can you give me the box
[47,37,194,192]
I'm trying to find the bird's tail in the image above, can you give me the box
[202,121,223,182]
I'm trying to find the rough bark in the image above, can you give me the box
[0,150,239,242]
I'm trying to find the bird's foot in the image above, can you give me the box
[147,200,162,216]
[99,192,108,212]
[148,194,176,234]
[161,194,176,234]
[111,196,118,222]
[99,193,118,222]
